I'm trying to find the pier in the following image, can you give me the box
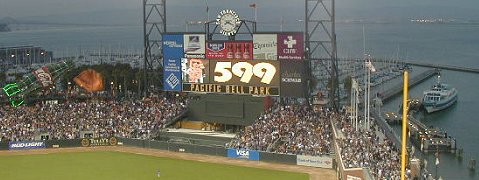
[378,68,439,102]
[370,58,479,74]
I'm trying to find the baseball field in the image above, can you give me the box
[0,147,327,180]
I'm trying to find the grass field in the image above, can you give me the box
[0,151,309,180]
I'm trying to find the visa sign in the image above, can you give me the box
[227,148,259,161]
[236,149,250,158]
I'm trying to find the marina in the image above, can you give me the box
[2,0,479,179]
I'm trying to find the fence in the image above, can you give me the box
[119,138,334,168]
[1,137,334,169]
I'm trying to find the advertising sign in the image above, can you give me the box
[33,67,54,88]
[8,141,45,150]
[278,32,304,60]
[206,41,253,60]
[182,59,280,96]
[184,34,206,58]
[253,34,277,60]
[163,34,184,58]
[296,155,333,168]
[163,34,184,91]
[163,58,182,91]
[81,137,118,147]
[181,58,210,83]
[227,148,260,160]
[280,60,306,97]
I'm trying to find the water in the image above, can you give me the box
[1,18,479,179]
[383,70,479,179]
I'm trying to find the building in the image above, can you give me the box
[0,46,54,69]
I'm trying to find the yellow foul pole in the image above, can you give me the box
[401,71,409,180]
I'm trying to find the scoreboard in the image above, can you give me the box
[163,32,306,97]
[182,59,280,96]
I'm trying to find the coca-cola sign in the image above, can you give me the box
[33,67,54,88]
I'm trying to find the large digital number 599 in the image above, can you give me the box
[214,62,232,83]
[253,63,276,84]
[214,62,276,84]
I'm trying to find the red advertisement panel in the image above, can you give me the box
[206,41,253,60]
[278,32,304,60]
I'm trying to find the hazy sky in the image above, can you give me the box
[1,0,479,19]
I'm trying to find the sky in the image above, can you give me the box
[1,0,479,22]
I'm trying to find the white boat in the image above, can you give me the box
[422,75,458,113]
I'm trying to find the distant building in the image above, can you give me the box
[0,46,54,69]
[0,23,10,32]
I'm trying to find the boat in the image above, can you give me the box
[422,75,458,113]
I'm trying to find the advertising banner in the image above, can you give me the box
[8,141,45,150]
[184,34,205,58]
[278,32,304,60]
[163,34,184,58]
[280,60,306,97]
[296,155,333,168]
[253,34,277,60]
[227,148,260,160]
[81,137,118,147]
[163,57,182,91]
[206,41,253,60]
[163,34,184,91]
[32,67,54,88]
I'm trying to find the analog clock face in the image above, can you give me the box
[216,10,240,36]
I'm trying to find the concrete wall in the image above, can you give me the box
[187,94,265,125]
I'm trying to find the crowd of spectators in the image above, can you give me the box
[334,111,407,179]
[0,94,188,142]
[228,105,332,156]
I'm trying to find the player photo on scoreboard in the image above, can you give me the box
[181,58,210,83]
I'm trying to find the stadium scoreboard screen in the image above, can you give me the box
[163,32,306,97]
[182,59,280,96]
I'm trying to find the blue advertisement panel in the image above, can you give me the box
[163,34,184,91]
[9,141,45,150]
[227,148,260,161]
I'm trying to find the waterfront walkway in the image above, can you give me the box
[378,68,439,102]
[369,58,479,74]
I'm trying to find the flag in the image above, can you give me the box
[366,60,376,72]
[249,3,256,8]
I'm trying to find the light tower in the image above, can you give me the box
[143,0,166,96]
[305,0,340,110]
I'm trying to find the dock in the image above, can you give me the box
[378,68,439,102]
[370,109,404,150]
[367,58,479,74]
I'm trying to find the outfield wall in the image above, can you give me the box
[2,137,335,169]
[117,138,334,168]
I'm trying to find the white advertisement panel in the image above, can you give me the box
[253,34,277,60]
[184,34,206,58]
[296,155,333,168]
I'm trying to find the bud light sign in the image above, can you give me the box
[9,141,46,150]
[227,148,260,160]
